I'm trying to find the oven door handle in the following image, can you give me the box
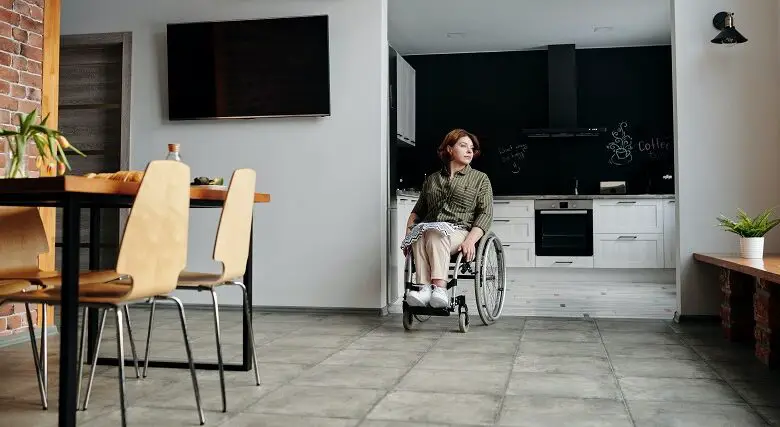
[538,210,589,215]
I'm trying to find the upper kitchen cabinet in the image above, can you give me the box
[396,55,416,146]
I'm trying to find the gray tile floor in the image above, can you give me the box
[2,307,780,426]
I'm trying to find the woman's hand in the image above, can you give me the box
[459,238,477,261]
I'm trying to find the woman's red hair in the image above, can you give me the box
[438,128,481,162]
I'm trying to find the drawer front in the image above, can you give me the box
[500,242,535,268]
[593,233,664,269]
[593,200,663,234]
[535,256,594,268]
[492,218,534,243]
[493,200,534,218]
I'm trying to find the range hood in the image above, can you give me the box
[522,44,606,138]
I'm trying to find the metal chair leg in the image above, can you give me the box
[166,295,205,425]
[115,307,128,427]
[40,304,47,400]
[123,305,141,378]
[24,303,47,409]
[233,281,260,386]
[142,297,156,378]
[210,289,227,412]
[83,308,107,411]
[76,307,88,409]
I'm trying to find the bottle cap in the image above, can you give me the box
[168,143,180,152]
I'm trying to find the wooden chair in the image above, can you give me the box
[3,160,205,427]
[140,168,260,413]
[0,204,144,408]
[0,206,59,409]
[0,279,48,408]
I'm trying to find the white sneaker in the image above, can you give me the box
[429,286,449,308]
[406,285,432,307]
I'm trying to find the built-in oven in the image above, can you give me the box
[534,199,593,257]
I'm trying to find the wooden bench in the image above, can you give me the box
[694,253,780,366]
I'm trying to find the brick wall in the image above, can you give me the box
[0,0,44,338]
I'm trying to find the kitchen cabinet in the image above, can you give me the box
[501,242,535,268]
[492,200,535,268]
[663,199,677,268]
[594,234,664,268]
[593,199,663,234]
[491,218,534,243]
[396,55,416,146]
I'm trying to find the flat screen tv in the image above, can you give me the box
[166,15,330,120]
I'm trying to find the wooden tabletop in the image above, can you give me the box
[694,253,780,283]
[0,175,271,203]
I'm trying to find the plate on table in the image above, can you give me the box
[191,184,227,190]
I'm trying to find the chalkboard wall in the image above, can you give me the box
[396,45,674,196]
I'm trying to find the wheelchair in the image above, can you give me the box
[402,230,507,333]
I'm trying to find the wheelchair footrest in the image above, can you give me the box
[406,306,452,316]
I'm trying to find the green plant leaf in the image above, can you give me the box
[717,207,780,237]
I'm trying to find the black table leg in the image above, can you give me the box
[86,207,101,364]
[59,195,81,427]
[242,221,254,370]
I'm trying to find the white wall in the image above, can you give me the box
[672,0,780,315]
[61,0,390,309]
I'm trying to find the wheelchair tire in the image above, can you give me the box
[458,312,469,333]
[474,232,507,325]
[402,308,413,330]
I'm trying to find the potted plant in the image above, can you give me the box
[0,109,85,178]
[717,207,780,259]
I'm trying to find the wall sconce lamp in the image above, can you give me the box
[711,11,747,45]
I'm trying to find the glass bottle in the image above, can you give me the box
[166,143,181,162]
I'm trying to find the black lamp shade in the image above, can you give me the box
[711,27,748,44]
[711,11,748,44]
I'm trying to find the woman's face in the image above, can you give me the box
[448,136,474,165]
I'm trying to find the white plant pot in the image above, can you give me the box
[739,237,764,259]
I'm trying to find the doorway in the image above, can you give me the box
[54,32,131,270]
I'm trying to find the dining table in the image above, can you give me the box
[0,175,270,427]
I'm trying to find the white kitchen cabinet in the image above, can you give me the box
[663,199,677,268]
[593,233,664,269]
[593,199,663,234]
[493,200,534,218]
[501,242,535,267]
[491,218,534,243]
[396,55,416,145]
[535,256,594,268]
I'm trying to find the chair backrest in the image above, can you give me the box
[0,207,49,274]
[116,160,190,300]
[213,168,256,281]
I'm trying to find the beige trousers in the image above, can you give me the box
[412,229,469,284]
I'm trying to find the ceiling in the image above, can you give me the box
[388,0,672,55]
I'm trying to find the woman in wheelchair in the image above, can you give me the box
[401,128,494,309]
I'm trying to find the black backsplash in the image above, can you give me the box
[395,45,674,196]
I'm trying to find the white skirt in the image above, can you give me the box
[401,221,467,251]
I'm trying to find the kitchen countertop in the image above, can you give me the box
[396,191,675,200]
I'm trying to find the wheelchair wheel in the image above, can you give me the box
[458,312,469,333]
[474,232,507,325]
[402,307,413,330]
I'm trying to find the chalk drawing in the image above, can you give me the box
[499,144,528,174]
[607,121,634,166]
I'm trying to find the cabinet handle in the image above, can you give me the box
[494,201,511,205]
[553,261,573,265]
[493,219,511,222]
[668,200,676,204]
[617,235,638,240]
[502,244,511,247]
[617,201,637,204]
